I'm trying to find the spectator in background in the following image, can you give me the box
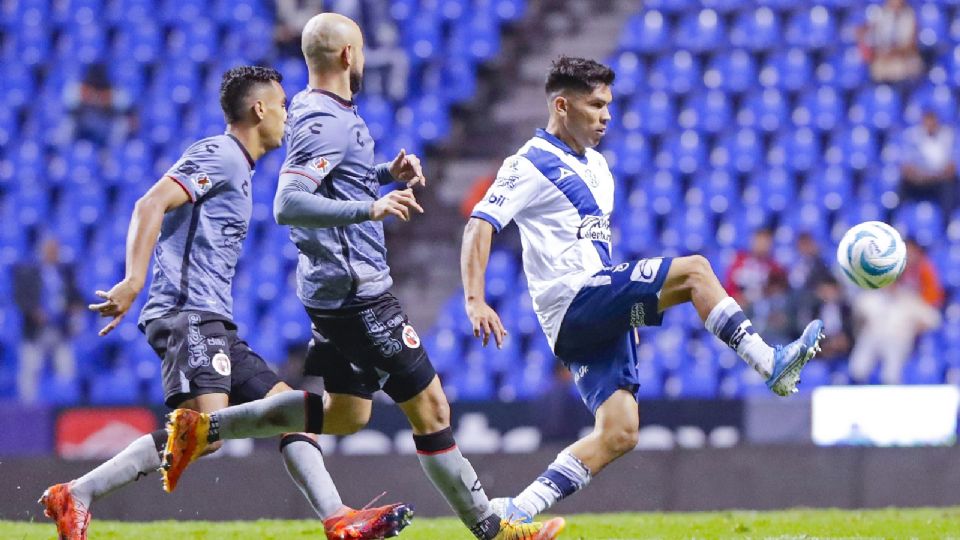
[724,228,786,309]
[788,231,833,291]
[13,236,84,403]
[848,238,943,384]
[858,0,924,83]
[746,272,796,346]
[798,276,854,364]
[900,110,957,215]
[64,62,132,147]
[275,0,326,56]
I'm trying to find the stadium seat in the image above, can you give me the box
[785,5,837,50]
[799,86,844,132]
[729,7,781,51]
[632,90,675,135]
[649,50,700,95]
[676,9,726,53]
[761,48,813,92]
[681,90,732,134]
[705,49,757,94]
[738,88,788,132]
[916,2,948,51]
[621,10,670,54]
[850,85,902,130]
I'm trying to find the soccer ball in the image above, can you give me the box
[836,221,907,289]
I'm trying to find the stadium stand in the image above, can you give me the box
[3,0,959,406]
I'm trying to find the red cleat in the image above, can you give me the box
[323,502,414,539]
[38,483,90,540]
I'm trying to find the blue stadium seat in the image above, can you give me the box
[674,359,719,398]
[795,361,831,393]
[681,90,732,134]
[441,57,478,103]
[676,9,726,53]
[850,85,902,130]
[405,12,442,62]
[902,354,944,385]
[607,51,645,99]
[697,168,737,215]
[649,50,700,94]
[660,130,706,174]
[905,84,956,123]
[632,90,675,135]
[916,2,948,51]
[644,0,699,13]
[12,21,51,67]
[729,7,781,51]
[785,5,837,50]
[0,61,35,109]
[738,88,787,132]
[824,47,868,90]
[706,49,757,94]
[111,20,162,64]
[805,165,853,211]
[423,328,463,374]
[719,127,763,173]
[762,47,813,92]
[777,127,821,173]
[895,202,944,247]
[798,86,844,132]
[643,169,682,217]
[106,0,154,25]
[606,132,651,179]
[621,10,670,54]
[749,167,796,214]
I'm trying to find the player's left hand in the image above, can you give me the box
[389,149,426,188]
[88,279,140,336]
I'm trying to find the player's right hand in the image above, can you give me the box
[88,279,140,336]
[370,189,424,222]
[465,299,507,349]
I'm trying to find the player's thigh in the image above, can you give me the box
[146,312,234,409]
[657,254,719,310]
[323,392,373,435]
[396,375,450,435]
[563,333,642,415]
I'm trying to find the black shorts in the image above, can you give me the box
[303,293,436,403]
[144,310,281,408]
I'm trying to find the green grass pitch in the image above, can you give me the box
[4,508,960,539]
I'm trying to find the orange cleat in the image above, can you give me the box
[323,502,414,539]
[160,408,211,492]
[38,483,90,540]
[494,517,566,540]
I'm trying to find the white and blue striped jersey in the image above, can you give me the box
[471,129,615,350]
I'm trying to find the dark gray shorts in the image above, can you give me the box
[144,310,281,408]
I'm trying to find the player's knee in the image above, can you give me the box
[601,425,639,455]
[680,255,714,289]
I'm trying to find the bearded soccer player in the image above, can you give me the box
[461,56,826,522]
[161,13,564,540]
[39,66,411,540]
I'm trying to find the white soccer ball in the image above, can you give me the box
[836,221,907,289]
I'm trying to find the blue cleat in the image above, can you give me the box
[490,497,533,524]
[766,320,825,397]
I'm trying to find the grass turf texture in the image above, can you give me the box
[4,508,959,539]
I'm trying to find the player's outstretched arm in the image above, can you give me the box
[88,177,190,336]
[461,218,507,348]
[274,172,423,227]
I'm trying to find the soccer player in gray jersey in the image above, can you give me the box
[162,13,564,540]
[39,67,411,540]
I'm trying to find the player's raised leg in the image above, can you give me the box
[658,255,824,396]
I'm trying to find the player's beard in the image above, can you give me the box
[349,70,363,94]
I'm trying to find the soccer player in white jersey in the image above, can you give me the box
[461,56,825,521]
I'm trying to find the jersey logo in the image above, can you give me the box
[311,157,331,176]
[557,167,576,180]
[191,172,211,195]
[402,325,421,349]
[212,351,231,376]
[486,193,507,207]
[630,258,663,283]
[577,214,611,244]
[583,169,599,188]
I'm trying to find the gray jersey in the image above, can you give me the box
[277,89,396,309]
[139,134,255,326]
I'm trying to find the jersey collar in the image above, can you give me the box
[227,134,256,170]
[311,88,355,110]
[535,128,588,164]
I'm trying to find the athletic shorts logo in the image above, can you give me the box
[211,351,231,376]
[631,258,663,283]
[402,325,421,349]
[191,172,211,195]
[186,314,210,368]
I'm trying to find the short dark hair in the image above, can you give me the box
[545,56,615,95]
[219,66,283,123]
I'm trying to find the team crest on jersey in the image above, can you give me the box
[311,156,331,176]
[402,325,421,349]
[211,351,231,376]
[191,172,211,195]
[577,214,611,244]
[494,174,519,190]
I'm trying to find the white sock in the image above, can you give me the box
[512,450,591,517]
[705,297,775,378]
